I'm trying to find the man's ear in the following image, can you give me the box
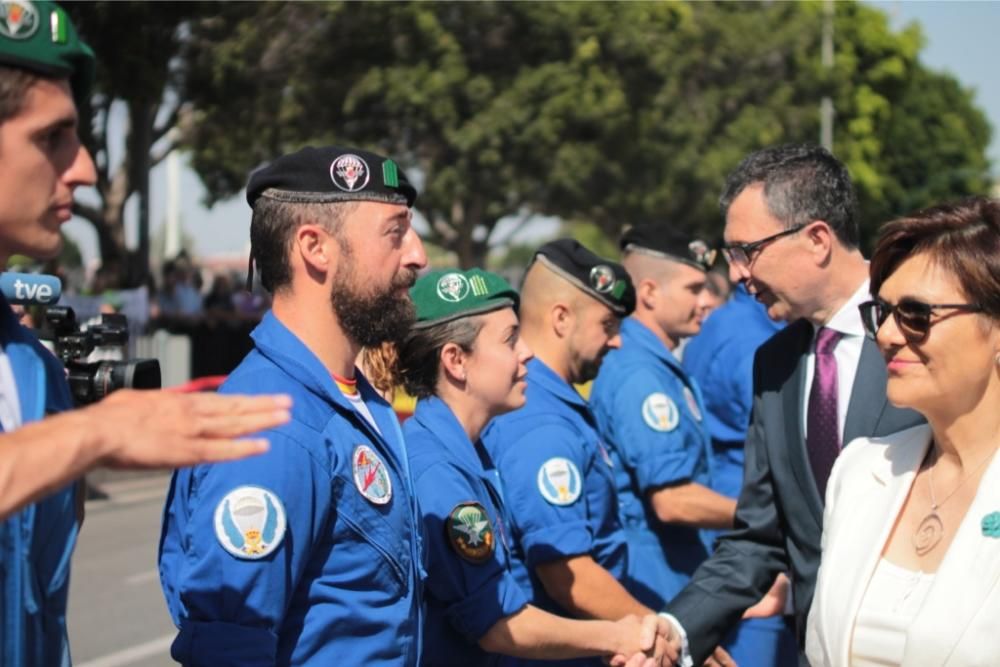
[638,277,659,311]
[294,224,334,275]
[806,220,835,265]
[552,302,573,338]
[440,342,467,383]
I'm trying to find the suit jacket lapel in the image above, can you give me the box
[830,427,930,666]
[783,322,824,520]
[905,449,1000,665]
[843,337,889,446]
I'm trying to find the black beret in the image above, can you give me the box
[533,239,636,316]
[246,146,417,209]
[619,224,717,271]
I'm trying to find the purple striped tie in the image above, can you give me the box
[808,327,842,499]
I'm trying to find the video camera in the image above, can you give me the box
[41,306,161,407]
[3,271,162,406]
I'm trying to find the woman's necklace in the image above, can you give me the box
[912,445,998,556]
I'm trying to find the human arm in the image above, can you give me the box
[647,482,736,530]
[161,426,327,666]
[0,389,291,520]
[481,607,675,666]
[536,553,651,619]
[663,348,793,662]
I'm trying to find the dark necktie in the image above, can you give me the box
[807,327,842,499]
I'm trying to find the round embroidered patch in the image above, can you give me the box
[537,457,582,506]
[329,153,370,192]
[0,0,40,40]
[589,265,616,293]
[436,272,470,303]
[214,486,287,560]
[352,444,393,505]
[447,502,495,563]
[641,392,679,432]
[682,386,702,422]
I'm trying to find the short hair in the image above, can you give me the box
[250,196,357,293]
[720,143,860,248]
[0,65,42,124]
[870,196,1000,320]
[397,316,484,399]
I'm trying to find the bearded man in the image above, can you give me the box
[158,146,429,666]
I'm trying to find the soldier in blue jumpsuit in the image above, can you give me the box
[590,225,726,608]
[0,8,88,664]
[396,268,671,667]
[159,146,428,665]
[402,269,531,666]
[483,240,658,667]
[681,283,796,666]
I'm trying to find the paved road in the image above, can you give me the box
[68,474,178,667]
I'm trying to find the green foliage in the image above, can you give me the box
[179,1,992,265]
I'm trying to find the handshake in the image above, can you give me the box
[607,614,735,667]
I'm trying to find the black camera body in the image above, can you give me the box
[42,306,161,406]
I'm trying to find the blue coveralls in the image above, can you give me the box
[590,317,713,609]
[482,358,628,667]
[159,312,424,666]
[405,396,529,666]
[681,286,796,667]
[0,296,77,667]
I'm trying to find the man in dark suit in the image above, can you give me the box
[661,144,923,666]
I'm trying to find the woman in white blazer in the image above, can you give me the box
[806,197,1000,667]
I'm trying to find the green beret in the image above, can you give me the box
[0,1,94,102]
[411,268,519,329]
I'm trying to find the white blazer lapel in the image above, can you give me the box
[904,450,1000,665]
[826,427,931,666]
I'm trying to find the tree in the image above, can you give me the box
[180,1,992,265]
[66,2,211,286]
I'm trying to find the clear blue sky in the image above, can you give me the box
[62,1,1000,270]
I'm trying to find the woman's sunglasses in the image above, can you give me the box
[858,297,982,343]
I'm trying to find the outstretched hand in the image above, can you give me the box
[88,389,292,468]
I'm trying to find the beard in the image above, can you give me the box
[574,356,604,384]
[331,257,418,348]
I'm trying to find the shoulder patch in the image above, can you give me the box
[537,457,582,505]
[352,444,393,505]
[641,392,679,432]
[214,486,286,560]
[682,386,702,422]
[447,502,495,564]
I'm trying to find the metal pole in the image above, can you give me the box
[820,0,834,150]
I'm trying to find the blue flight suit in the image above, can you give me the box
[682,285,783,498]
[159,311,424,666]
[590,317,713,609]
[681,286,796,667]
[405,396,529,666]
[0,296,77,667]
[482,358,627,667]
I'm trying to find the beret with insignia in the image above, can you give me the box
[620,223,717,272]
[533,239,636,317]
[411,268,518,329]
[246,145,417,209]
[0,0,94,103]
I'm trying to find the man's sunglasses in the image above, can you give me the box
[858,297,983,343]
[721,223,807,266]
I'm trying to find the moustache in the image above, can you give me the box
[393,269,418,290]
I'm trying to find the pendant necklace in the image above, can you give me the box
[912,445,998,556]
